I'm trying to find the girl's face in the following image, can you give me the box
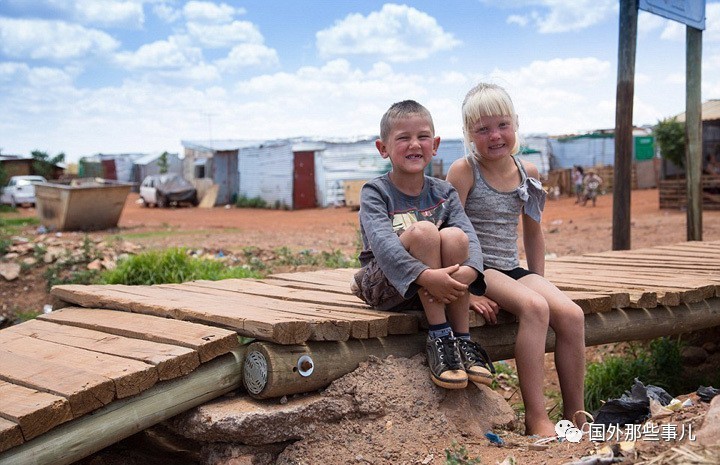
[468,115,516,160]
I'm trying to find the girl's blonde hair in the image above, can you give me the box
[461,83,520,159]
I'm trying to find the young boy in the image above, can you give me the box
[351,100,494,389]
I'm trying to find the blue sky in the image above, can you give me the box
[1,0,719,163]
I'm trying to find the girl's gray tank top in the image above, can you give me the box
[465,155,528,270]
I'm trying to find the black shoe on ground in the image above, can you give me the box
[457,338,495,386]
[425,335,468,389]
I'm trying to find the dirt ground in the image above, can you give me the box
[2,188,720,464]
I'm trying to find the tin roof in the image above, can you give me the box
[674,100,720,122]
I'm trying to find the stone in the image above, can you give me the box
[696,395,720,446]
[681,346,708,367]
[0,263,21,281]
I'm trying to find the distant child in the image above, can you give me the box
[446,83,586,436]
[351,100,494,390]
[581,169,603,207]
[572,165,584,204]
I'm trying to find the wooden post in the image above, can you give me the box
[686,26,703,241]
[613,0,638,251]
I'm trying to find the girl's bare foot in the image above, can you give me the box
[525,419,557,437]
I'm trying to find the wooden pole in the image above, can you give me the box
[0,349,244,465]
[243,298,720,400]
[613,0,638,251]
[686,26,703,241]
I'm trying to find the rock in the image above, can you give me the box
[0,263,21,281]
[2,252,19,260]
[701,342,716,354]
[696,395,720,446]
[681,346,708,367]
[87,259,103,271]
[167,355,515,465]
[22,257,37,267]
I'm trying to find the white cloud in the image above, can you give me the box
[115,36,202,69]
[186,20,264,48]
[154,3,182,23]
[496,0,617,33]
[216,43,279,70]
[183,1,243,23]
[316,3,461,62]
[0,18,119,60]
[507,15,529,27]
[73,0,144,27]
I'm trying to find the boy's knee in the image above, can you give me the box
[522,295,550,325]
[439,227,468,247]
[401,221,440,247]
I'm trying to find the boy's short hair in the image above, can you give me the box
[461,83,520,156]
[380,100,434,142]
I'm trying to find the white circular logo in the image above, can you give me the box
[554,419,574,438]
[564,427,583,443]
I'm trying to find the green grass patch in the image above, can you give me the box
[584,338,684,413]
[1,216,40,254]
[445,442,482,465]
[274,246,359,269]
[101,247,262,285]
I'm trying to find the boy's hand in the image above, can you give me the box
[416,264,468,304]
[470,294,500,324]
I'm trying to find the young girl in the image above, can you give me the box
[446,83,586,437]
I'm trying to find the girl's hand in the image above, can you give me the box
[470,294,500,324]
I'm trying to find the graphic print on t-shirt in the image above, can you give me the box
[390,200,447,235]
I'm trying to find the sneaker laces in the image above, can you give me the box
[435,337,462,370]
[458,339,495,373]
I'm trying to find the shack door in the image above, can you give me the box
[293,151,317,209]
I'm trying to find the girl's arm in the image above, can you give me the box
[521,160,546,275]
[446,158,474,206]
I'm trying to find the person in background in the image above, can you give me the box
[572,165,584,204]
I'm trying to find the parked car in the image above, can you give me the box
[0,175,48,207]
[139,173,198,208]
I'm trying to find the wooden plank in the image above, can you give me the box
[265,273,352,293]
[5,320,200,381]
[0,418,23,454]
[159,281,415,339]
[153,283,371,341]
[0,332,158,399]
[51,286,312,345]
[259,277,353,295]
[184,278,367,307]
[39,307,238,363]
[0,348,244,465]
[0,380,72,441]
[0,349,115,417]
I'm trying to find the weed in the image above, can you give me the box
[274,246,359,269]
[14,310,42,322]
[445,441,481,465]
[235,195,268,209]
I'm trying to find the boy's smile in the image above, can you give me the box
[376,114,440,177]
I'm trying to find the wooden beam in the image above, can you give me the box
[686,25,703,241]
[613,0,638,250]
[0,349,244,465]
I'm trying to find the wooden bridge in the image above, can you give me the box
[1,240,720,464]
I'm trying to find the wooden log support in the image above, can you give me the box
[242,297,720,400]
[0,349,245,465]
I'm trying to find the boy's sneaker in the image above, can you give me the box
[426,335,468,389]
[457,338,495,386]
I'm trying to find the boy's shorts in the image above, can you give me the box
[351,260,422,311]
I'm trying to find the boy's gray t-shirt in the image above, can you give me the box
[358,173,486,299]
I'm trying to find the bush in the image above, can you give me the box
[584,338,683,413]
[654,117,685,168]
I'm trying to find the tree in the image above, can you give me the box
[654,117,685,169]
[0,160,7,187]
[158,151,169,174]
[31,150,65,179]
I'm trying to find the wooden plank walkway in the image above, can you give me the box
[1,240,720,461]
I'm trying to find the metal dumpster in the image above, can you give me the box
[35,178,132,231]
